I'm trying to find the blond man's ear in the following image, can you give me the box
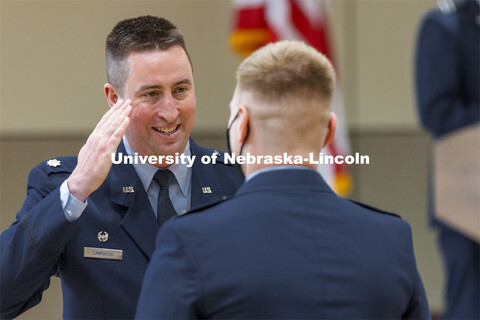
[322,112,337,148]
[238,105,250,144]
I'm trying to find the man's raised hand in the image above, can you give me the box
[67,99,132,202]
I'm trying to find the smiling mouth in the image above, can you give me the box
[153,125,179,135]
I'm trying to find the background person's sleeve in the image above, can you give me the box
[415,14,479,138]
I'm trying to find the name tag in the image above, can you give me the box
[84,247,123,261]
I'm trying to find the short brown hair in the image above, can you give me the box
[236,40,335,104]
[105,15,191,94]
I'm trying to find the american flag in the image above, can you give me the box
[230,0,352,196]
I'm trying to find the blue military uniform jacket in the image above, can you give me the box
[415,0,479,226]
[415,0,479,138]
[0,139,243,319]
[136,168,430,319]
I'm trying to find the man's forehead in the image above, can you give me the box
[126,49,193,88]
[127,47,187,63]
[127,46,191,68]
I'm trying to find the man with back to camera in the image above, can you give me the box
[136,40,431,319]
[0,16,243,319]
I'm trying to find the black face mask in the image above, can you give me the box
[226,109,248,178]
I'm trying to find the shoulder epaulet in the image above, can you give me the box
[202,148,236,166]
[182,195,234,216]
[349,200,401,219]
[41,156,77,175]
[212,149,225,163]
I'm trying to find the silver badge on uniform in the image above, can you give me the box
[202,186,212,194]
[97,231,109,242]
[84,247,123,261]
[123,186,135,193]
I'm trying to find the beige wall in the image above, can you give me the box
[1,0,443,318]
[1,0,241,135]
[1,0,435,135]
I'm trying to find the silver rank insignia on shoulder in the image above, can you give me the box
[98,231,109,242]
[47,159,61,167]
[123,186,134,193]
[202,186,212,194]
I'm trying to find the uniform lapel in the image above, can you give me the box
[109,143,159,259]
[189,139,228,211]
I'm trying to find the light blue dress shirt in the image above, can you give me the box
[122,136,192,217]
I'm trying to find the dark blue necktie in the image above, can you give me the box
[153,169,177,226]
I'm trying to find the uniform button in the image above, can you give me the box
[66,209,73,216]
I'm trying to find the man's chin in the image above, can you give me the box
[153,140,188,156]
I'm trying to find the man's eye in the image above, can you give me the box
[144,91,158,98]
[175,87,187,94]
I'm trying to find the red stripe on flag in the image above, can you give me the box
[289,0,334,66]
[234,7,268,29]
[231,6,279,55]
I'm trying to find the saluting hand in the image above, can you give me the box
[67,99,132,202]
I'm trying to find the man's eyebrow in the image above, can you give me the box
[173,79,192,86]
[137,79,192,93]
[137,85,163,92]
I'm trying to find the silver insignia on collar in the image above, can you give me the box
[202,186,212,194]
[47,159,61,167]
[123,186,135,193]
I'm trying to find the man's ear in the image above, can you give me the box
[238,105,249,144]
[104,83,120,108]
[322,112,337,148]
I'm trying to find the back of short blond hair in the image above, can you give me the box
[236,40,335,104]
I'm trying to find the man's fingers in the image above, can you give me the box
[100,99,131,132]
[109,116,131,146]
[102,103,132,139]
[95,99,124,129]
[82,99,131,158]
[68,100,132,201]
[95,99,130,132]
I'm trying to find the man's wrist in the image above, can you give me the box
[66,174,89,202]
[60,180,87,221]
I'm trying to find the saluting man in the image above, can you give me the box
[0,16,243,319]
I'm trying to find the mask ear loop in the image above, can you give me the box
[226,109,240,155]
[239,120,249,156]
[225,109,248,179]
[226,109,249,156]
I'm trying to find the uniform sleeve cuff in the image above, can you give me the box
[60,179,87,221]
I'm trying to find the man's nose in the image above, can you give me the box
[157,95,179,123]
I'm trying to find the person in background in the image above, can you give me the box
[415,0,479,318]
[136,40,430,319]
[1,15,243,319]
